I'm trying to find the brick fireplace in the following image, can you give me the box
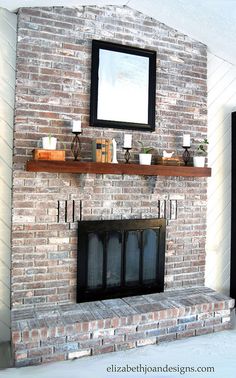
[11,5,234,366]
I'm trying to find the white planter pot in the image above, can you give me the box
[139,153,152,165]
[42,137,57,150]
[193,156,205,167]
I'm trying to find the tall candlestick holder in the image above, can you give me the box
[182,146,190,166]
[71,132,82,161]
[123,147,131,163]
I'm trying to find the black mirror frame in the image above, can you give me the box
[90,39,156,132]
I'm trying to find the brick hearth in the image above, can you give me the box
[12,287,234,366]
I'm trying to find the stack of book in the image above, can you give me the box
[92,139,113,163]
[157,156,184,166]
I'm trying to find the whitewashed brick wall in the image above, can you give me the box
[12,6,208,308]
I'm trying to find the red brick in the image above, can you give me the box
[30,329,40,340]
[115,341,136,351]
[177,330,196,339]
[196,326,214,336]
[92,345,114,355]
[158,333,177,343]
[214,323,232,332]
[28,347,53,358]
[42,353,66,363]
[12,331,21,344]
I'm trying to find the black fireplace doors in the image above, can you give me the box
[77,218,166,302]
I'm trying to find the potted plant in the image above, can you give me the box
[138,141,153,165]
[42,134,57,150]
[193,138,209,167]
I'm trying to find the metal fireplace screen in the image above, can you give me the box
[77,218,166,302]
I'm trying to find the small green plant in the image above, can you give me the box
[197,138,209,155]
[138,141,153,154]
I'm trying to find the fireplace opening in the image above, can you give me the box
[77,218,166,302]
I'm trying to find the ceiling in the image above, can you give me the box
[1,0,236,65]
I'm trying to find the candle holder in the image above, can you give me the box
[71,132,82,161]
[123,147,131,163]
[182,146,190,166]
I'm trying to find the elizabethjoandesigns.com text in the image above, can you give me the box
[106,363,215,375]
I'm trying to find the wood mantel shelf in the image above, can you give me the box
[26,160,211,177]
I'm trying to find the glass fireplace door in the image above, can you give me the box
[77,218,165,302]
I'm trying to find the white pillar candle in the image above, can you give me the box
[112,139,118,163]
[72,120,81,133]
[123,134,132,148]
[183,134,190,147]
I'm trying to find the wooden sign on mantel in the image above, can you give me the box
[32,149,66,161]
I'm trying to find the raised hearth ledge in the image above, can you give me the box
[26,160,211,177]
[11,287,234,367]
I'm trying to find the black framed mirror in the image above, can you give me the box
[90,40,156,131]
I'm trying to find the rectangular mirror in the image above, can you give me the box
[90,40,156,131]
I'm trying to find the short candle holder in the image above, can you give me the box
[71,132,82,161]
[123,147,132,164]
[182,146,190,166]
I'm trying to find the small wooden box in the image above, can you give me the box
[33,149,66,161]
[157,156,184,166]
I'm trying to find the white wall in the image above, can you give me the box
[206,52,236,295]
[0,8,17,342]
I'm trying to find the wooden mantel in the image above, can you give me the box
[26,160,211,178]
